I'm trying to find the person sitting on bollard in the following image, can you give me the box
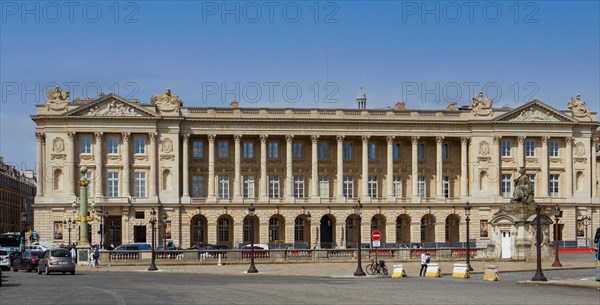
[420,251,430,276]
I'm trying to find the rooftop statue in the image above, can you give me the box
[471,92,492,116]
[566,94,590,118]
[45,86,70,111]
[151,88,182,112]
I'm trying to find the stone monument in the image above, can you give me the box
[489,167,552,260]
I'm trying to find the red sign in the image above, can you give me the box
[371,230,381,241]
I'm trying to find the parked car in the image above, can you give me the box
[0,250,11,271]
[188,243,228,250]
[241,244,270,250]
[37,248,75,275]
[12,250,44,272]
[156,241,179,250]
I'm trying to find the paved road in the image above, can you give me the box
[1,269,598,304]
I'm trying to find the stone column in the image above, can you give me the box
[517,136,525,168]
[387,136,395,200]
[35,132,45,197]
[66,132,76,197]
[259,134,268,200]
[540,136,549,197]
[207,134,216,200]
[361,136,370,201]
[181,134,190,199]
[311,135,320,200]
[285,135,294,201]
[94,132,104,198]
[148,132,158,199]
[460,136,469,197]
[122,132,131,198]
[234,135,242,200]
[436,136,444,199]
[492,136,501,197]
[591,138,597,198]
[411,136,420,201]
[336,136,344,201]
[565,137,573,197]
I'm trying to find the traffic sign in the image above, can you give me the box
[372,230,381,241]
[372,240,381,247]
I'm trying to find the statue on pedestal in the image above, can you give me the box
[511,167,534,206]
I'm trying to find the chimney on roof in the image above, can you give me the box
[395,101,406,111]
[230,99,239,108]
[131,99,140,104]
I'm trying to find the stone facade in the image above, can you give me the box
[0,157,36,233]
[31,88,600,257]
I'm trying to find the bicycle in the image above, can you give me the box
[365,259,388,275]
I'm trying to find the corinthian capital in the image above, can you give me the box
[181,134,190,143]
[207,134,216,143]
[311,135,320,144]
[35,132,46,143]
[336,135,345,143]
[386,136,395,144]
[462,136,471,145]
[234,134,242,143]
[260,134,268,143]
[285,134,294,143]
[361,135,370,144]
[411,136,420,145]
[436,136,445,144]
[94,132,103,141]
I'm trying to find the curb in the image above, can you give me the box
[517,280,600,290]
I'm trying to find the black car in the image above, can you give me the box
[188,243,228,250]
[12,250,44,272]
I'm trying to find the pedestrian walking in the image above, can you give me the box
[420,251,430,276]
[93,247,100,268]
[70,245,77,264]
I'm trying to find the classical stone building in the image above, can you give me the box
[0,157,36,233]
[31,87,599,257]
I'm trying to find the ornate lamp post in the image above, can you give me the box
[247,203,258,273]
[63,218,74,245]
[581,215,592,248]
[306,211,311,248]
[353,200,366,276]
[148,208,158,271]
[531,203,547,281]
[464,201,473,271]
[161,212,169,249]
[551,204,563,267]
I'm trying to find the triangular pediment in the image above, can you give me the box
[493,100,577,123]
[64,94,158,118]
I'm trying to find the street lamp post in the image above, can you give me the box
[247,203,258,273]
[581,216,592,248]
[148,208,158,271]
[531,203,547,281]
[464,201,473,271]
[551,204,563,267]
[63,218,74,245]
[353,200,366,277]
[306,211,311,249]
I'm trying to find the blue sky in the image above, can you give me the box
[1,1,599,169]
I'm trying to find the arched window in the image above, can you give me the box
[294,217,305,243]
[190,215,207,246]
[396,215,411,244]
[269,216,284,243]
[217,216,232,248]
[445,214,460,245]
[345,216,358,247]
[53,169,62,191]
[420,214,436,243]
[243,215,258,244]
[162,169,171,191]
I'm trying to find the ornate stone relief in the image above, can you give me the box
[479,141,490,156]
[471,92,493,116]
[566,94,590,119]
[84,100,143,117]
[52,137,64,153]
[161,138,173,154]
[574,142,585,156]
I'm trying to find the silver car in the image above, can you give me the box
[37,248,75,275]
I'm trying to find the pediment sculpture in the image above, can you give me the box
[513,107,560,122]
[151,88,182,112]
[84,100,143,117]
[566,94,590,118]
[471,92,492,116]
[46,86,70,111]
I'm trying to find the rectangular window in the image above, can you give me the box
[442,176,449,198]
[319,176,329,198]
[218,140,229,158]
[318,143,328,160]
[368,176,377,198]
[243,176,255,198]
[549,141,559,157]
[525,140,535,157]
[243,141,253,159]
[218,176,229,198]
[527,174,536,197]
[193,141,203,158]
[343,143,353,160]
[294,176,304,198]
[135,136,145,154]
[108,172,119,197]
[501,140,511,157]
[549,174,559,197]
[393,176,402,197]
[418,176,426,198]
[107,136,119,155]
[343,176,353,198]
[368,143,376,160]
[442,144,448,160]
[268,142,279,159]
[501,174,512,197]
[418,144,425,160]
[133,172,146,197]
[269,176,280,198]
[393,143,401,161]
[192,175,205,197]
[293,142,303,159]
[80,135,92,154]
